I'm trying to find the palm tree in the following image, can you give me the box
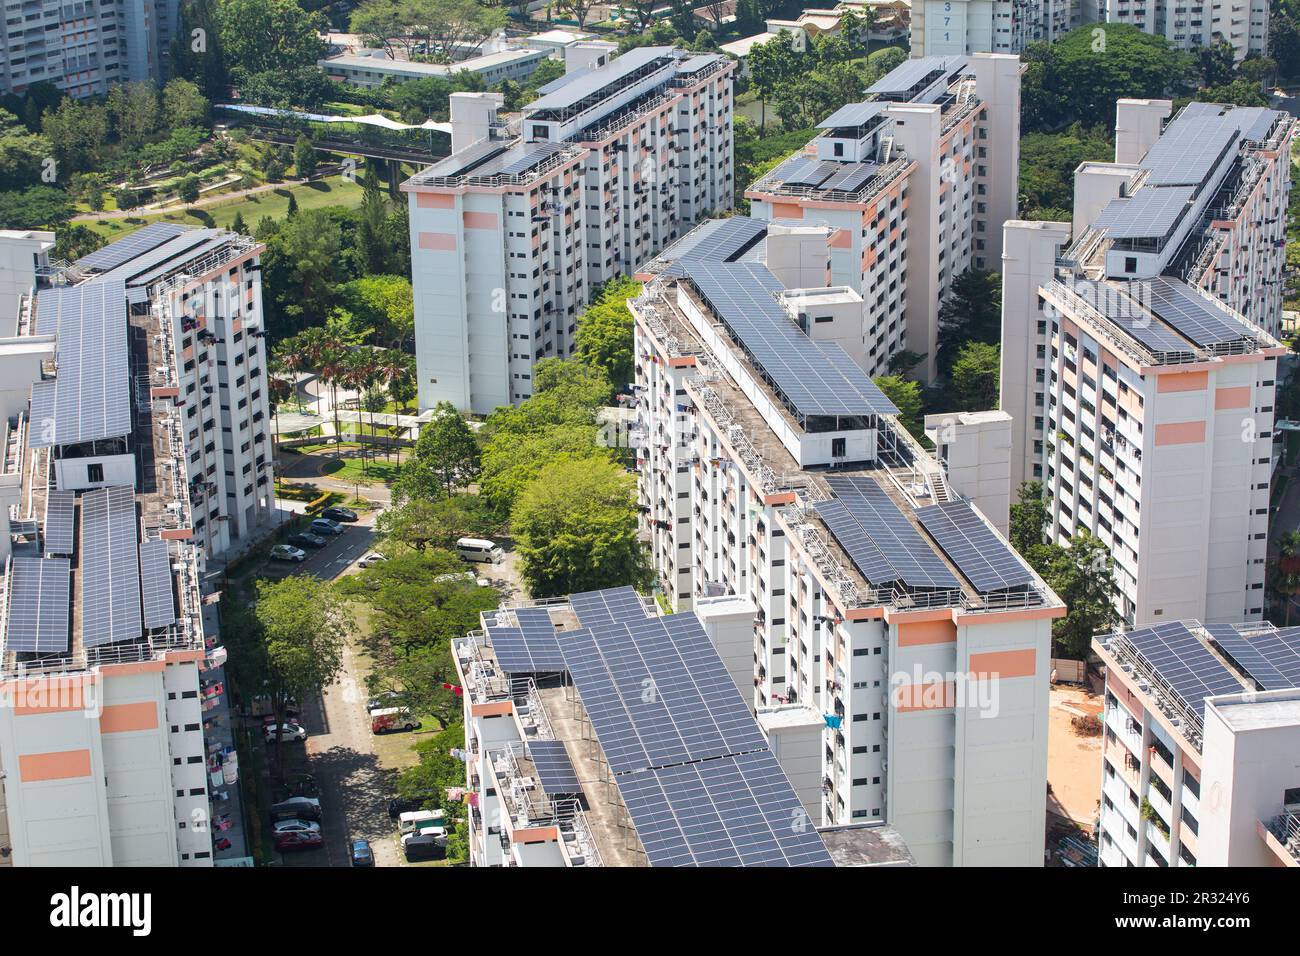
[376,349,415,470]
[315,331,349,456]
[294,327,330,417]
[340,350,381,472]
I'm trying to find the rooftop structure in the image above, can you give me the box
[318,47,548,89]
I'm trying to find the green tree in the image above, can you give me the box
[512,456,649,598]
[400,402,481,500]
[937,268,1002,374]
[216,0,326,77]
[1019,126,1112,221]
[294,134,318,178]
[1042,532,1119,658]
[107,81,161,149]
[162,77,209,128]
[177,174,201,204]
[0,186,74,229]
[949,341,1000,411]
[0,108,51,191]
[1009,480,1048,556]
[52,224,104,262]
[338,274,413,347]
[480,423,609,517]
[873,374,924,439]
[375,495,497,552]
[747,31,801,132]
[575,277,640,390]
[41,98,109,172]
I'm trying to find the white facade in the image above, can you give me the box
[911,0,1079,55]
[924,409,1013,534]
[1098,0,1268,61]
[404,46,735,414]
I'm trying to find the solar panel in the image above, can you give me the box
[139,538,177,630]
[866,54,964,98]
[569,586,647,629]
[1125,622,1244,720]
[29,281,132,448]
[559,628,651,775]
[497,141,565,176]
[4,557,71,653]
[528,739,582,795]
[619,752,833,867]
[783,160,840,188]
[1204,624,1300,692]
[673,217,767,263]
[817,101,885,129]
[80,486,143,648]
[1140,115,1238,187]
[527,46,676,112]
[74,222,189,271]
[684,262,898,418]
[43,489,75,556]
[491,606,566,673]
[1091,186,1195,240]
[1066,279,1195,358]
[820,475,960,589]
[819,162,879,194]
[1143,277,1257,349]
[915,500,1035,593]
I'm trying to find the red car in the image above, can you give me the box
[275,829,323,852]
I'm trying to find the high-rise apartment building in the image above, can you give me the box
[1098,0,1268,61]
[910,0,1079,55]
[1093,619,1300,867]
[629,218,1065,865]
[0,0,176,99]
[402,42,735,414]
[0,222,266,866]
[745,53,1020,382]
[1000,100,1292,626]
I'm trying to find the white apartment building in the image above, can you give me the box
[0,0,176,98]
[318,47,548,89]
[911,0,1079,55]
[1093,620,1300,867]
[402,43,735,414]
[745,53,1021,383]
[451,586,916,867]
[629,227,1065,865]
[0,225,262,866]
[999,100,1292,626]
[1098,0,1268,61]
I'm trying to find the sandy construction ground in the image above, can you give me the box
[1047,683,1104,829]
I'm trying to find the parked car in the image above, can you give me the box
[401,830,447,861]
[287,532,327,549]
[350,839,375,867]
[310,518,344,536]
[456,537,499,563]
[270,796,322,823]
[321,506,358,522]
[265,723,308,743]
[270,544,306,563]
[399,810,446,836]
[275,829,323,852]
[273,819,321,835]
[358,552,386,568]
[370,707,418,734]
[387,795,434,819]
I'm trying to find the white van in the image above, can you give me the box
[456,537,499,563]
[399,809,446,836]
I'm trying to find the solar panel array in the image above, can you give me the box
[675,217,767,263]
[815,475,959,589]
[1144,277,1256,348]
[915,501,1034,593]
[866,54,965,97]
[4,557,71,653]
[29,280,132,448]
[817,101,886,129]
[497,140,566,176]
[74,222,188,271]
[618,751,832,866]
[491,606,566,673]
[1091,186,1195,240]
[1067,279,1195,358]
[820,163,879,193]
[43,489,75,556]
[80,486,142,648]
[527,46,675,111]
[1204,624,1300,692]
[139,538,177,630]
[569,586,648,629]
[684,262,898,418]
[528,739,583,795]
[1140,114,1239,187]
[1124,622,1244,719]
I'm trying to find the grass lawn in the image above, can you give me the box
[84,175,366,240]
[319,455,401,485]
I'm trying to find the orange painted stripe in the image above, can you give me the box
[897,619,956,646]
[416,192,455,208]
[1154,421,1206,446]
[969,648,1036,680]
[894,681,956,712]
[1214,386,1251,410]
[1156,370,1208,393]
[7,676,94,715]
[463,211,499,230]
[100,702,159,734]
[18,749,92,782]
[418,232,457,251]
[470,701,513,718]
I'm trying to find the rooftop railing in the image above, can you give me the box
[1098,631,1207,751]
[411,142,586,189]
[749,156,910,205]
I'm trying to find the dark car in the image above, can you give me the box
[275,829,323,852]
[270,796,322,823]
[350,839,375,867]
[321,506,359,523]
[309,518,344,537]
[387,795,434,819]
[287,532,327,549]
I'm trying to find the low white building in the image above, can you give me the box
[319,47,549,88]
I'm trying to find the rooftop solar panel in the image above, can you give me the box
[1066,279,1195,358]
[820,475,960,589]
[558,628,651,775]
[29,281,132,448]
[491,606,567,673]
[915,501,1035,593]
[1091,186,1195,240]
[783,160,841,188]
[90,229,218,285]
[1204,624,1300,692]
[528,739,583,795]
[1125,622,1244,720]
[526,46,676,112]
[1140,116,1238,187]
[1143,277,1257,348]
[817,101,886,129]
[80,486,142,648]
[139,538,177,630]
[866,55,965,97]
[43,489,75,556]
[684,262,898,419]
[819,162,879,194]
[4,557,71,654]
[74,222,189,271]
[569,586,648,629]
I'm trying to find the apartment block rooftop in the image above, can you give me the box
[1094,620,1300,751]
[453,587,838,866]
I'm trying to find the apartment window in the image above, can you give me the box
[87,463,104,483]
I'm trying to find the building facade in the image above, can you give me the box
[402,44,735,414]
[318,47,548,89]
[630,223,1064,865]
[1093,620,1300,867]
[911,0,1080,55]
[745,53,1021,383]
[1097,0,1268,61]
